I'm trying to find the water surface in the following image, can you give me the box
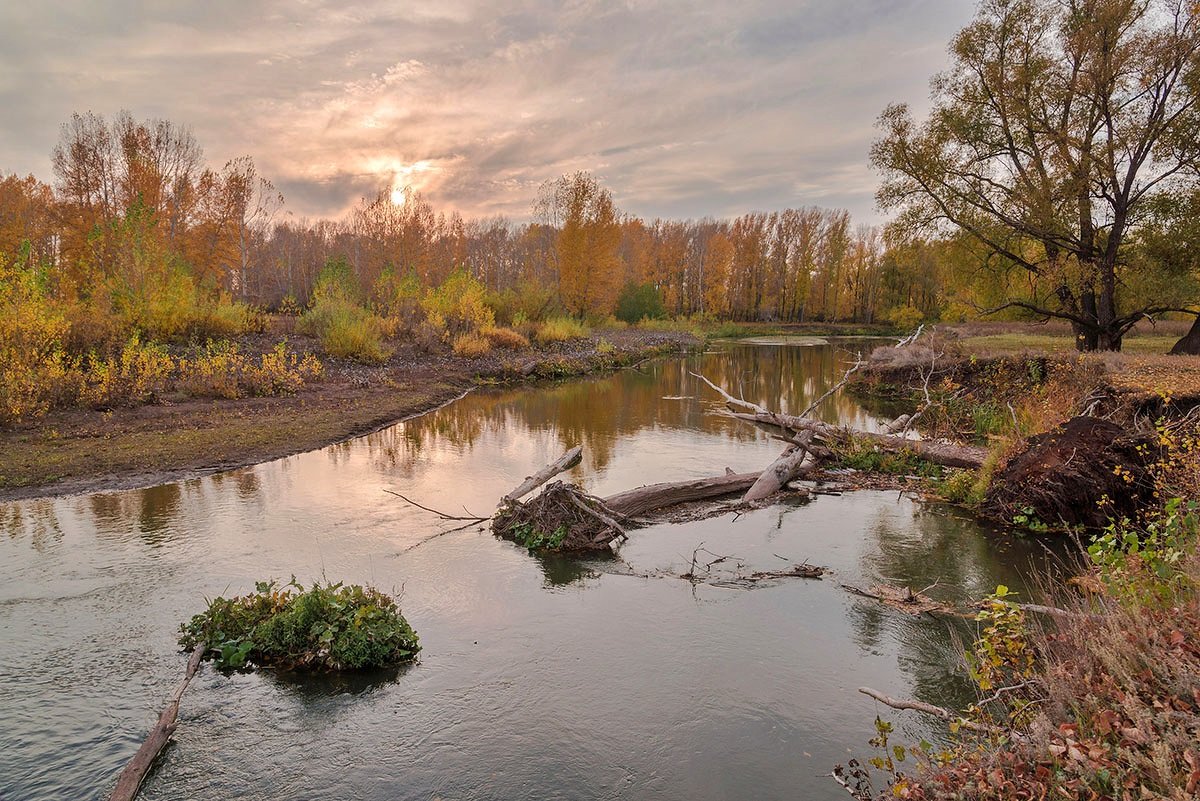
[0,341,1053,800]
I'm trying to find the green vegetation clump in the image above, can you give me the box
[836,440,942,477]
[179,578,420,671]
[299,259,391,363]
[615,281,666,323]
[508,522,569,551]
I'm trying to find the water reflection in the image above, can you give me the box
[0,340,1065,801]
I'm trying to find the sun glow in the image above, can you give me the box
[373,158,436,206]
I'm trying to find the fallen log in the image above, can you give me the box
[727,410,987,469]
[502,445,583,504]
[603,471,764,517]
[744,431,815,502]
[109,647,204,801]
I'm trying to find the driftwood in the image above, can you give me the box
[603,471,763,517]
[109,647,204,801]
[727,410,987,469]
[744,431,816,502]
[502,445,583,504]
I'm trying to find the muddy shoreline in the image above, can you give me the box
[0,329,698,502]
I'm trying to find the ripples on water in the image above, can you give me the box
[0,341,1056,800]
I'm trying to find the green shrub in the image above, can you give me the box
[535,316,590,344]
[317,308,389,363]
[300,281,390,364]
[1088,498,1200,606]
[179,578,420,671]
[615,281,666,323]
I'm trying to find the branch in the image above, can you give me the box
[858,687,1003,735]
[383,490,489,522]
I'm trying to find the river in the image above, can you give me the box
[0,340,1054,800]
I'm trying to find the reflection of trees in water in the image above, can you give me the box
[848,502,1070,716]
[0,498,63,551]
[357,344,879,477]
[83,483,185,546]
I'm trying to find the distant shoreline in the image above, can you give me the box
[0,328,697,503]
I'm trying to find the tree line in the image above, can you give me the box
[0,112,961,334]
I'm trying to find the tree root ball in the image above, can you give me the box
[985,416,1160,532]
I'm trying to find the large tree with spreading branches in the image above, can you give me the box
[873,0,1200,351]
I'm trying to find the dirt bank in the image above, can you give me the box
[0,328,697,501]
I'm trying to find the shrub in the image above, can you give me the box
[300,290,390,364]
[884,304,925,331]
[178,578,420,671]
[480,326,529,350]
[0,253,77,426]
[421,268,494,335]
[596,337,616,355]
[318,310,389,363]
[452,332,493,357]
[178,341,323,399]
[372,267,424,332]
[615,281,666,323]
[485,279,561,326]
[80,336,174,409]
[535,316,589,344]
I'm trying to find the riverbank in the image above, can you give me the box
[0,328,697,501]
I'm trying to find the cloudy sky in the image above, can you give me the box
[0,0,972,223]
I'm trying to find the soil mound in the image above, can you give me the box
[986,416,1159,531]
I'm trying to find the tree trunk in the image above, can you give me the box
[502,446,583,504]
[1170,315,1200,355]
[604,472,766,518]
[109,647,205,801]
[1076,290,1100,352]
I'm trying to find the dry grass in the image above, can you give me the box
[451,332,493,357]
[480,326,530,350]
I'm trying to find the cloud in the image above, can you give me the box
[0,0,972,224]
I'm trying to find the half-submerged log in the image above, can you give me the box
[603,471,762,517]
[108,647,204,801]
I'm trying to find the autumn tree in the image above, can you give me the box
[537,172,622,317]
[873,0,1200,351]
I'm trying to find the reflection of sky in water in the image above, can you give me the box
[0,342,1061,801]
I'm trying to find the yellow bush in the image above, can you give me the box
[452,332,493,357]
[421,268,494,335]
[81,336,175,408]
[0,257,82,426]
[299,295,391,364]
[535,317,590,344]
[179,341,323,398]
[246,344,323,396]
[480,326,529,350]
